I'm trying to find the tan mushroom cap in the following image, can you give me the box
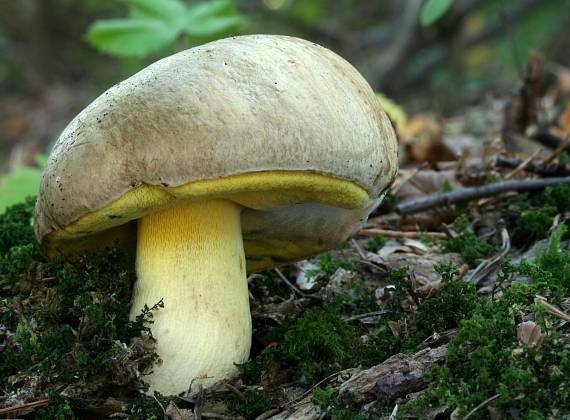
[35,35,397,271]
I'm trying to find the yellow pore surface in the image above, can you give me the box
[44,171,371,247]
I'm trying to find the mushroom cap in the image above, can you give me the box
[35,35,398,271]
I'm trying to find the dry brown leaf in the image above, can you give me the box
[368,252,463,286]
[400,114,456,165]
[164,402,194,420]
[516,321,544,347]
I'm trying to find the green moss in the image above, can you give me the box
[227,389,271,419]
[312,386,365,420]
[427,286,570,417]
[439,179,454,193]
[1,245,161,393]
[403,225,570,418]
[240,264,483,389]
[484,171,503,184]
[0,196,37,253]
[268,300,356,382]
[366,236,386,253]
[126,392,182,420]
[0,200,162,415]
[239,298,383,385]
[443,215,497,267]
[507,184,570,246]
[0,197,42,285]
[33,396,74,419]
[306,252,354,279]
[513,205,558,244]
[414,263,480,337]
[344,282,379,314]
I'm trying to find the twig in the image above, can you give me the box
[225,383,245,402]
[286,369,353,408]
[274,268,306,298]
[202,413,235,419]
[343,310,387,322]
[495,156,570,177]
[391,162,429,194]
[358,228,447,239]
[416,264,469,298]
[530,127,570,152]
[389,404,399,420]
[0,399,50,414]
[350,238,367,259]
[506,148,543,179]
[542,136,569,165]
[396,177,570,215]
[464,394,500,419]
[357,259,389,273]
[152,393,166,415]
[469,225,511,286]
[536,296,570,323]
[480,148,542,206]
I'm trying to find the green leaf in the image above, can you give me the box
[0,166,43,214]
[420,0,455,27]
[124,0,187,24]
[86,19,180,57]
[184,0,247,37]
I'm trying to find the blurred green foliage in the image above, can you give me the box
[0,155,46,214]
[420,0,455,27]
[86,0,247,58]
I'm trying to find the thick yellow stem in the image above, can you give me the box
[130,199,251,395]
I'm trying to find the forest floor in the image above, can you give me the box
[2,59,570,419]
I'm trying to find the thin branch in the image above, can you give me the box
[506,148,543,180]
[396,177,570,215]
[225,383,246,402]
[464,394,501,419]
[0,399,50,414]
[201,413,235,420]
[152,393,166,416]
[469,225,511,286]
[495,156,570,177]
[343,310,387,322]
[542,137,569,165]
[358,228,447,239]
[530,127,570,152]
[536,296,570,323]
[350,238,367,259]
[286,369,353,408]
[274,268,306,298]
[478,149,542,207]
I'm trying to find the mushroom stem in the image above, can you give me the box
[130,199,251,395]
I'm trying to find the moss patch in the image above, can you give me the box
[0,199,162,417]
[443,215,497,267]
[402,225,570,418]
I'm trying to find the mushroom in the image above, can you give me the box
[34,35,398,395]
